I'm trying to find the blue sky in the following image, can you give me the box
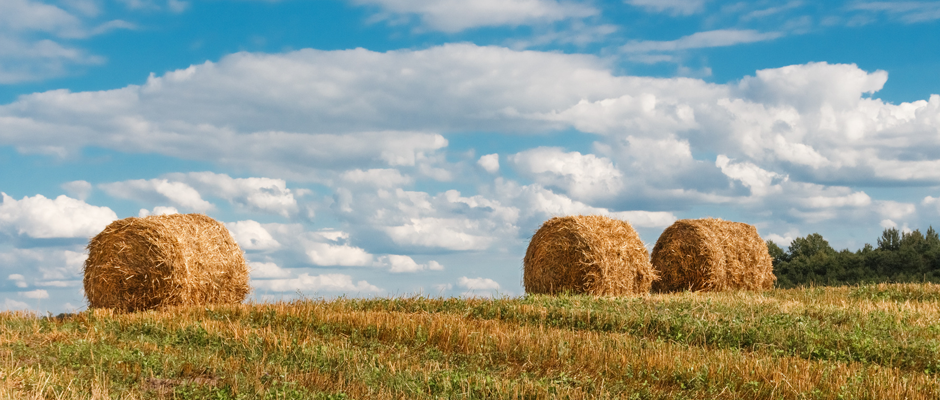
[2,0,940,313]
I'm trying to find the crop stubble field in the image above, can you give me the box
[1,283,940,399]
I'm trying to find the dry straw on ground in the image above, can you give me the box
[83,213,250,312]
[523,215,655,296]
[651,218,775,292]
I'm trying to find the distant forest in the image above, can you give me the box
[768,227,940,288]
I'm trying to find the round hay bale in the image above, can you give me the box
[523,215,655,296]
[83,213,250,311]
[650,218,775,292]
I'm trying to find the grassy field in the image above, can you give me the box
[2,283,940,399]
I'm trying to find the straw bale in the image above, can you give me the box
[83,213,250,311]
[650,218,775,292]
[523,215,655,296]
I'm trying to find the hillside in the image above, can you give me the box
[2,283,940,399]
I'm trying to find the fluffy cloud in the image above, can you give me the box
[253,273,382,293]
[100,179,213,212]
[351,0,596,32]
[138,206,178,217]
[3,44,940,259]
[0,0,96,37]
[225,219,448,274]
[608,211,678,228]
[7,274,27,288]
[248,261,291,279]
[20,289,48,299]
[0,44,610,172]
[921,196,940,216]
[167,172,298,217]
[298,229,374,266]
[306,242,374,267]
[876,201,916,221]
[1,298,31,311]
[3,45,939,193]
[477,153,499,174]
[61,180,92,200]
[765,231,798,247]
[0,0,131,83]
[491,178,676,228]
[383,217,499,251]
[375,255,444,273]
[510,147,623,201]
[0,193,116,238]
[233,223,375,269]
[340,168,413,188]
[226,220,281,251]
[457,276,502,297]
[736,62,888,111]
[599,136,730,204]
[0,248,86,289]
[334,188,519,251]
[716,155,787,197]
[103,172,299,216]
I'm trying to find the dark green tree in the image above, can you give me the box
[766,240,787,265]
[877,228,901,251]
[926,226,940,248]
[788,233,834,259]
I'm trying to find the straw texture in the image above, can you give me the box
[523,215,655,296]
[651,218,775,292]
[83,213,250,311]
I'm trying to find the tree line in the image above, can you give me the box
[768,227,940,288]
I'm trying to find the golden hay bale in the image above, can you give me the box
[523,215,655,296]
[83,213,250,312]
[650,218,775,292]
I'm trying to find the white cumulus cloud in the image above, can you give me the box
[226,220,282,251]
[20,289,48,299]
[167,172,298,217]
[306,242,374,267]
[716,155,787,197]
[736,62,888,111]
[375,254,444,273]
[253,273,382,293]
[61,180,92,200]
[876,201,916,220]
[4,45,940,261]
[0,193,116,238]
[340,168,413,188]
[0,248,87,286]
[7,274,27,288]
[608,211,678,229]
[477,153,499,173]
[510,147,623,201]
[138,206,179,217]
[100,179,213,212]
[249,261,291,279]
[1,298,31,311]
[0,0,130,83]
[457,276,503,297]
[492,178,676,229]
[334,187,520,251]
[383,217,498,251]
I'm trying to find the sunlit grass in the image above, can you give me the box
[2,283,939,399]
